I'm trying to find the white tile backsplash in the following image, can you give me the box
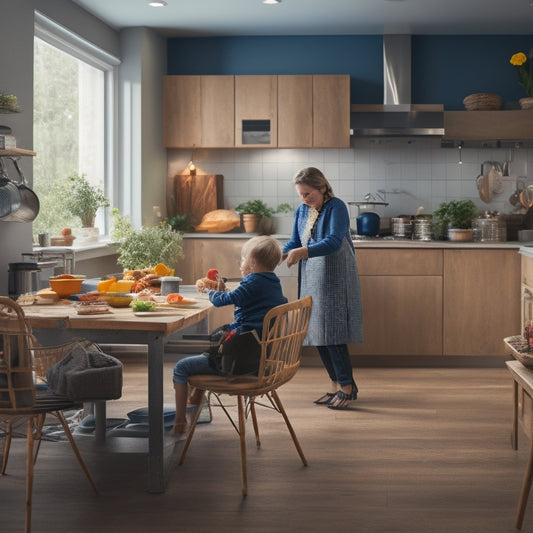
[168,139,532,218]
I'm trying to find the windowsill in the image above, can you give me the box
[33,239,118,262]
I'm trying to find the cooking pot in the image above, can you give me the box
[8,262,40,299]
[356,212,380,236]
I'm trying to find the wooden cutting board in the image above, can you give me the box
[173,174,224,226]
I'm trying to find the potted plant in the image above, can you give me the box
[272,203,294,235]
[235,200,275,233]
[65,173,110,228]
[111,208,184,270]
[433,200,479,241]
[0,91,21,112]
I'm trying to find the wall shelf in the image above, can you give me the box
[0,148,36,157]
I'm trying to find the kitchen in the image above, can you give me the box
[1,1,533,531]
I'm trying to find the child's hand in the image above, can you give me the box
[195,279,206,293]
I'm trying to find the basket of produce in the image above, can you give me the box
[504,335,533,369]
[463,93,502,111]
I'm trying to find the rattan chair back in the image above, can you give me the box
[179,295,313,496]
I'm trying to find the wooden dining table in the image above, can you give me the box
[22,296,213,493]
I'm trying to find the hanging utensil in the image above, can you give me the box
[520,186,533,209]
[510,178,526,207]
[8,156,40,222]
[489,163,504,195]
[0,158,22,220]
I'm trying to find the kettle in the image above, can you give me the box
[356,212,380,236]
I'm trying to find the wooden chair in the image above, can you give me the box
[178,295,313,496]
[0,297,97,533]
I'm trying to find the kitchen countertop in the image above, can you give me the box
[183,233,528,249]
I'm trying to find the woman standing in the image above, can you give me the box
[283,167,363,410]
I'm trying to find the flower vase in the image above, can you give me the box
[519,97,533,110]
[77,226,100,244]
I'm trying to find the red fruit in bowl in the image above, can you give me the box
[206,269,218,281]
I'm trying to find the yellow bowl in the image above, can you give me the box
[105,292,134,308]
[49,278,84,298]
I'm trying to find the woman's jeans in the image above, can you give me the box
[317,344,356,388]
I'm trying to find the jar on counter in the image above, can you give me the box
[160,276,182,296]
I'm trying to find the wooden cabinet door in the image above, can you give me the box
[235,75,278,147]
[443,111,533,140]
[278,75,313,148]
[351,248,443,356]
[313,75,350,148]
[443,249,521,356]
[350,275,443,356]
[163,76,201,148]
[201,76,234,147]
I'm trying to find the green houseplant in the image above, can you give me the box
[65,173,110,228]
[272,203,294,235]
[433,200,479,241]
[111,209,185,270]
[235,200,275,233]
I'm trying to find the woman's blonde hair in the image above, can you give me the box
[293,167,334,201]
[241,236,282,271]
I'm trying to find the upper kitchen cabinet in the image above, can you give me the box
[278,75,313,148]
[235,75,278,148]
[163,75,234,148]
[277,74,350,148]
[443,110,533,141]
[313,75,350,148]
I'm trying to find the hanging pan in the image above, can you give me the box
[8,156,40,222]
[0,158,22,220]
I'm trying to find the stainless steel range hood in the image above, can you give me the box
[351,35,444,137]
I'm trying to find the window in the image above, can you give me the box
[33,12,119,238]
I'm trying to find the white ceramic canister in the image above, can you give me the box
[160,276,183,295]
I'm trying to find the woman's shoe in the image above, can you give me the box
[313,392,336,405]
[328,385,357,410]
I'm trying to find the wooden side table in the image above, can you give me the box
[506,359,533,529]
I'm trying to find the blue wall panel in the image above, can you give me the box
[168,35,383,103]
[167,34,533,109]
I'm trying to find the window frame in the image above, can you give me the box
[34,11,120,237]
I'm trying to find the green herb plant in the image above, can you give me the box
[111,208,184,270]
[65,173,110,227]
[433,199,479,239]
[235,200,274,217]
[275,203,293,214]
[166,213,194,232]
[0,92,20,112]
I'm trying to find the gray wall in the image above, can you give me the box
[0,2,166,295]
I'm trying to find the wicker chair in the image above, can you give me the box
[0,297,97,533]
[178,295,313,496]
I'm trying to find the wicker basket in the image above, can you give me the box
[504,335,533,369]
[463,93,502,111]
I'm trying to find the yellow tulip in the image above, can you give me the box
[511,52,527,66]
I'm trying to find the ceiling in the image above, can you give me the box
[71,0,533,37]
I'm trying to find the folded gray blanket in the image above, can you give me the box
[45,343,123,401]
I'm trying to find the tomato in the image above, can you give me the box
[166,293,184,304]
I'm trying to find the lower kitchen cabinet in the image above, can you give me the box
[443,249,521,356]
[350,247,521,359]
[351,249,443,356]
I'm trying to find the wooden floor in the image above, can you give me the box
[1,360,532,533]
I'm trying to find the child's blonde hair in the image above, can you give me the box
[241,236,282,272]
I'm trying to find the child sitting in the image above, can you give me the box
[172,235,288,434]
